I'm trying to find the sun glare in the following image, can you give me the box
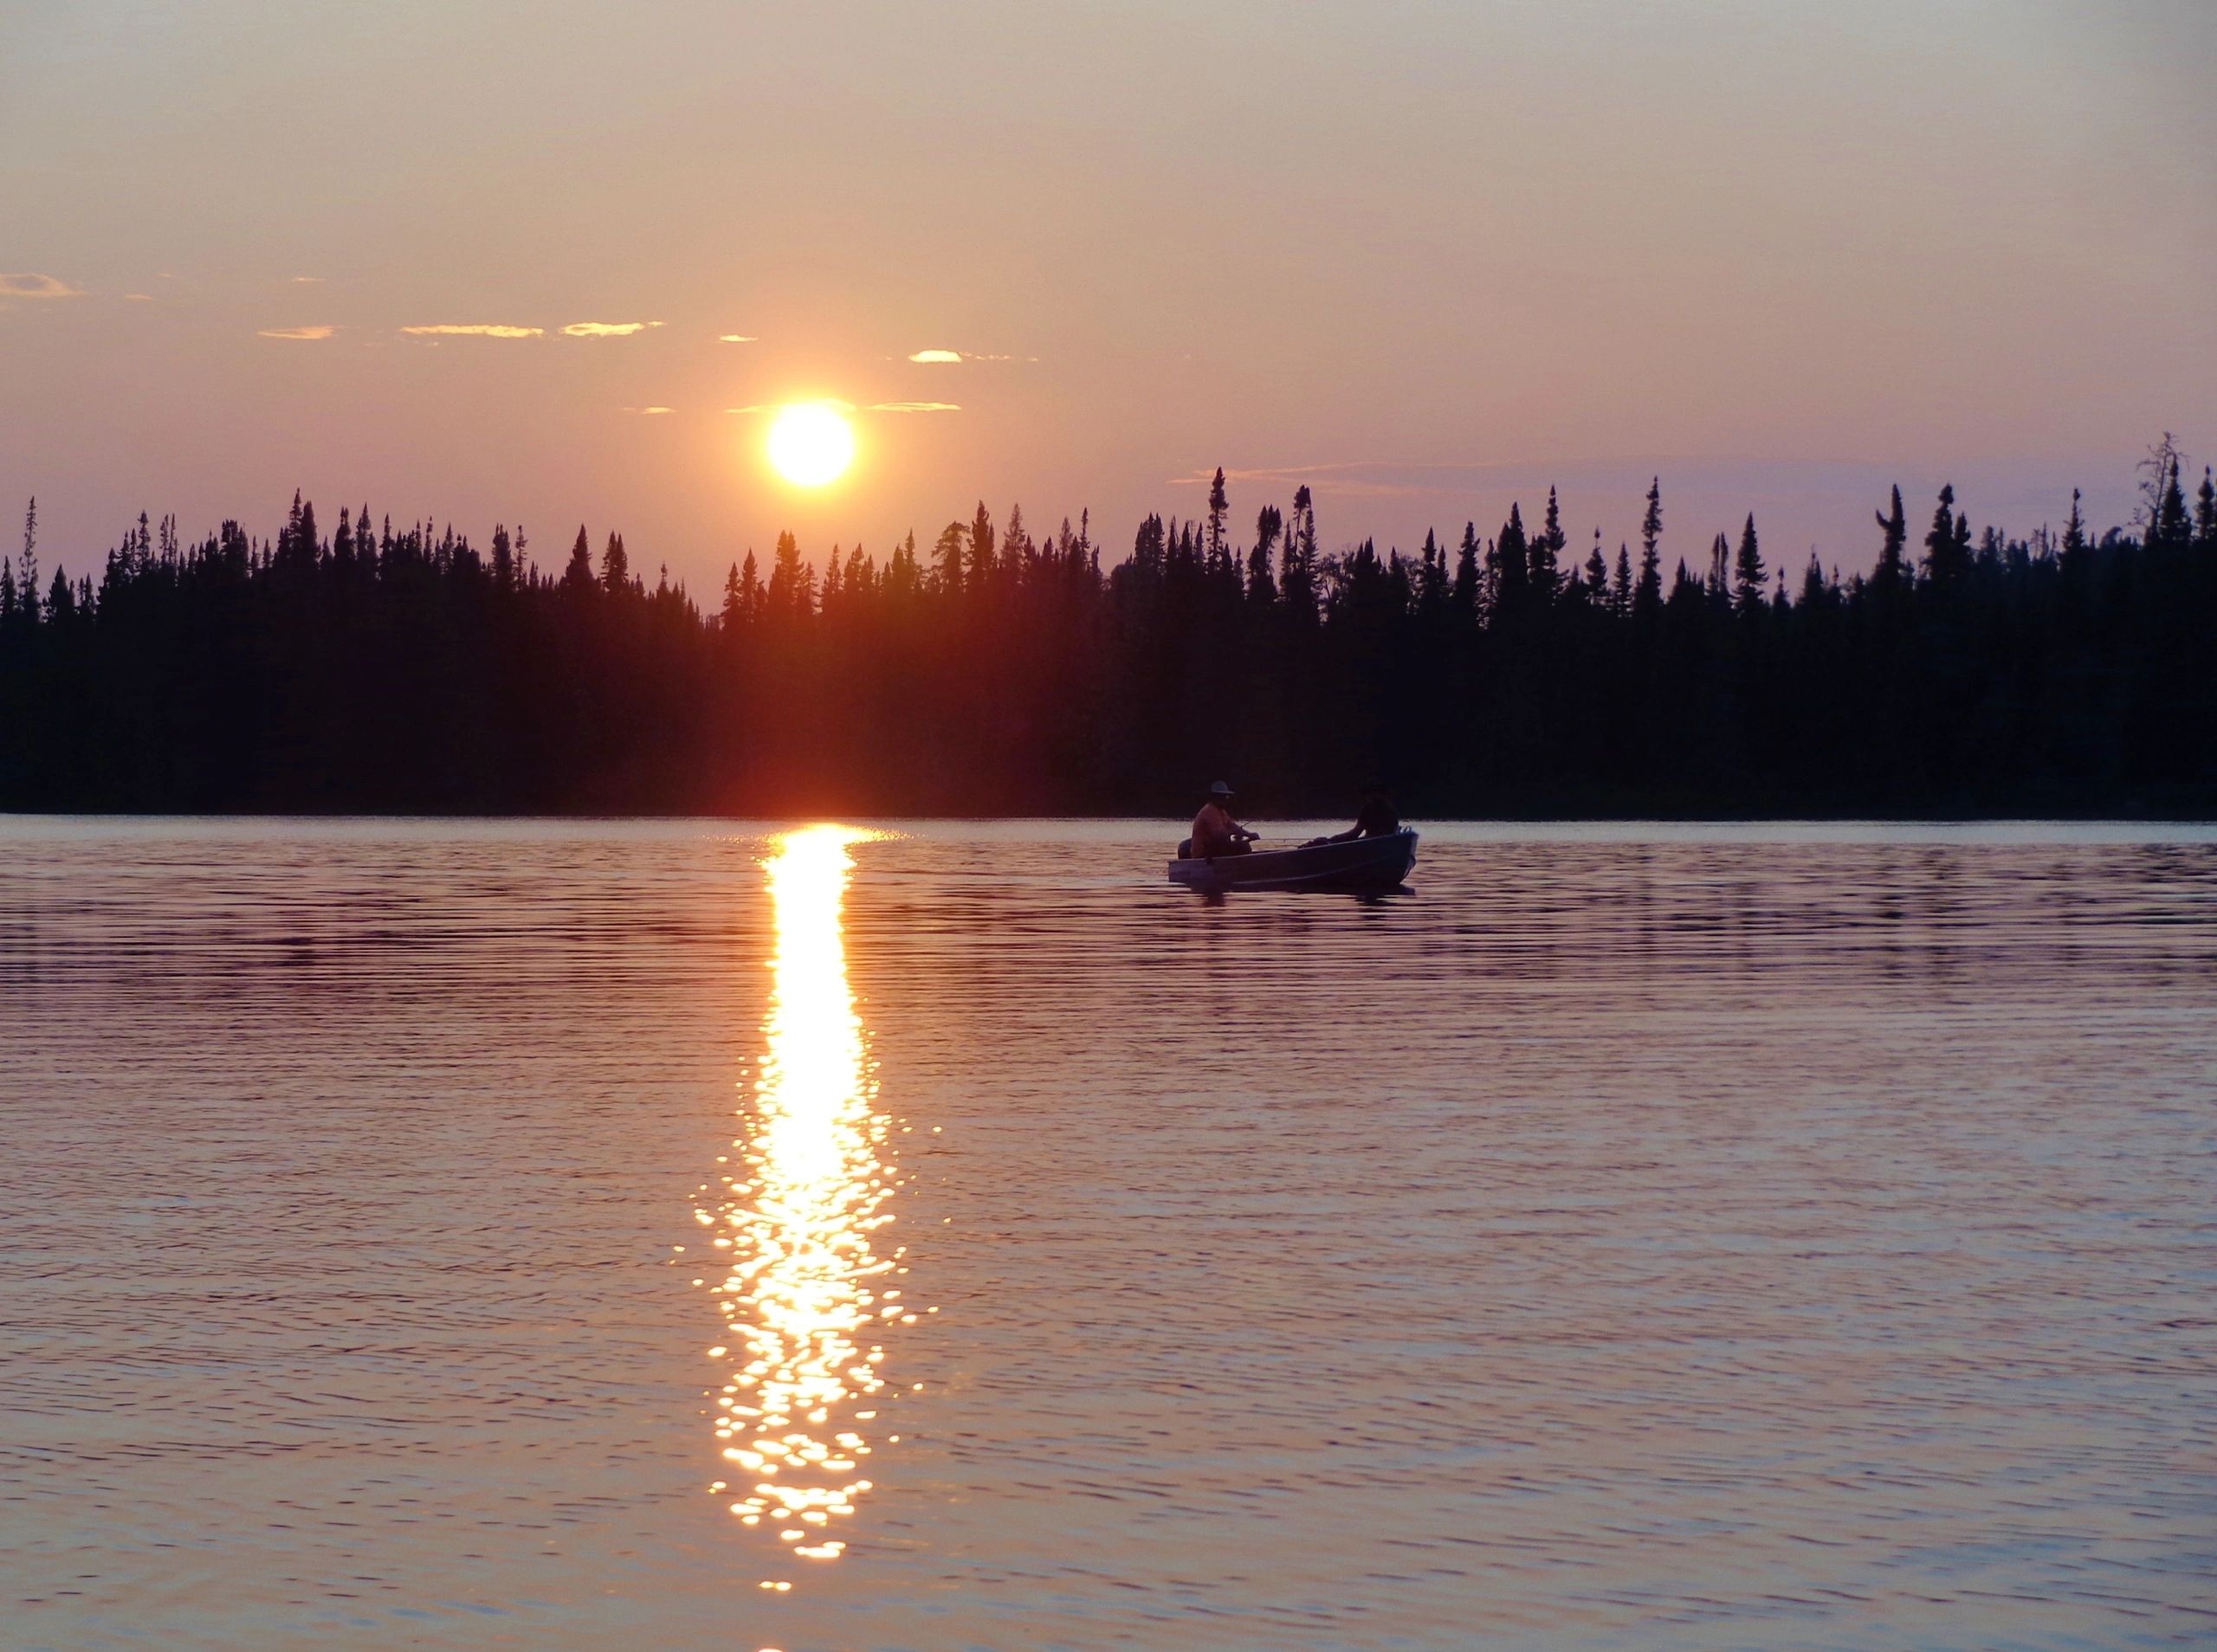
[766,403,856,487]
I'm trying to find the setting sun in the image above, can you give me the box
[766,403,856,487]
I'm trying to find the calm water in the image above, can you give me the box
[3,818,2214,1652]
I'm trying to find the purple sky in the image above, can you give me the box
[3,0,2212,591]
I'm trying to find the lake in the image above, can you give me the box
[3,818,2214,1652]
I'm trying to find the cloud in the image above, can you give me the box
[125,293,154,302]
[0,273,81,300]
[619,405,675,415]
[719,333,758,344]
[290,275,322,284]
[562,319,663,338]
[401,323,544,339]
[908,347,1024,363]
[259,325,336,340]
[869,401,960,413]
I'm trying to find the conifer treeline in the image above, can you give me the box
[3,443,2214,816]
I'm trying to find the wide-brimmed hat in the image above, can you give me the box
[1209,780,1235,797]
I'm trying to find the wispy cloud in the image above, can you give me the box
[401,323,544,339]
[869,401,960,413]
[290,274,322,284]
[727,398,856,415]
[125,293,155,302]
[259,325,336,341]
[562,319,663,338]
[618,405,675,415]
[907,348,1024,364]
[0,273,81,300]
[719,333,758,344]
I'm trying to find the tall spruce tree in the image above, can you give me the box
[561,526,595,591]
[1634,479,1664,623]
[1733,514,1766,615]
[1530,487,1563,600]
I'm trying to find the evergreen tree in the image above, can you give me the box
[18,496,38,614]
[1282,486,1319,623]
[1633,499,1664,623]
[1873,485,1909,596]
[561,526,595,591]
[1638,478,1663,612]
[770,530,809,616]
[1248,504,1282,603]
[740,551,762,620]
[1733,514,1766,615]
[1800,551,1826,608]
[1001,505,1031,578]
[1453,523,1481,616]
[602,531,630,594]
[2155,455,2191,549]
[2061,489,2087,562]
[1529,486,1563,600]
[1205,468,1230,569]
[1491,503,1530,612]
[966,501,996,590]
[1923,484,1969,588]
[932,520,967,593]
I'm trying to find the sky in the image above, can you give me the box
[3,0,2213,592]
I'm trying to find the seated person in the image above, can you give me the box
[1190,780,1257,857]
[1315,784,1400,844]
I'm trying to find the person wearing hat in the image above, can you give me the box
[1190,780,1257,859]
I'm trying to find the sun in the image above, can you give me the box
[766,403,856,487]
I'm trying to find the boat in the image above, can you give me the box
[1167,829,1418,892]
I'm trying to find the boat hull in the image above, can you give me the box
[1167,829,1418,891]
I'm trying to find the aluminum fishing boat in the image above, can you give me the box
[1167,829,1418,892]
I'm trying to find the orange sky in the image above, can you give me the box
[3,1,2213,590]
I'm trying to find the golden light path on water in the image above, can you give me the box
[701,825,904,1585]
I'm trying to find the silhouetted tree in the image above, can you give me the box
[1873,486,1909,598]
[1734,514,1766,616]
[562,526,595,592]
[1923,484,1971,590]
[1249,504,1282,604]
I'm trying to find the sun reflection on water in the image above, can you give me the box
[707,825,896,1569]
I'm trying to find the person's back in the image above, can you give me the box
[1353,790,1399,836]
[1322,787,1399,843]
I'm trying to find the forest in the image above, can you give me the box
[3,442,2214,817]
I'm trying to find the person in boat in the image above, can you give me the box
[1188,780,1258,858]
[1311,784,1400,845]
